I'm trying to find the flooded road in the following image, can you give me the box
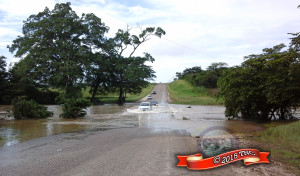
[0,84,294,176]
[0,84,264,147]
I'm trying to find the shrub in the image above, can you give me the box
[60,98,90,118]
[12,96,51,119]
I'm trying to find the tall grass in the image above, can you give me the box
[259,120,300,170]
[167,80,223,105]
[260,120,300,152]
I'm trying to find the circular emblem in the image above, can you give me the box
[197,126,240,158]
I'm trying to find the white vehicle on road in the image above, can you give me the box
[138,102,152,111]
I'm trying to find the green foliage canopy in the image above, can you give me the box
[88,26,165,104]
[176,62,228,88]
[218,42,300,120]
[8,2,108,98]
[7,2,165,118]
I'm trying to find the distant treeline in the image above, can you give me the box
[175,33,300,121]
[175,62,228,89]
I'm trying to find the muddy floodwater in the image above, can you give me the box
[0,103,267,147]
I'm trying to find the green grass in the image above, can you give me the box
[167,80,223,105]
[257,120,300,171]
[260,120,300,150]
[82,84,155,103]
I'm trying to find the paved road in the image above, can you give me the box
[138,83,168,105]
[153,83,169,105]
[0,84,295,176]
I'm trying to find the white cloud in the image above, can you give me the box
[0,0,300,82]
[0,0,56,16]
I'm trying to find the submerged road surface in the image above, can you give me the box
[0,84,295,176]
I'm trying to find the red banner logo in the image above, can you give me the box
[177,149,269,170]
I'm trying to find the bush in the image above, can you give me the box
[12,96,52,119]
[60,98,90,118]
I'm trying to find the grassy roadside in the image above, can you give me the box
[253,120,300,174]
[167,80,223,105]
[82,83,155,103]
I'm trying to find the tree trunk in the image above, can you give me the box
[91,85,98,103]
[279,107,285,120]
[117,87,125,105]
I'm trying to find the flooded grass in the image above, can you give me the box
[167,80,224,105]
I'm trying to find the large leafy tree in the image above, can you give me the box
[218,43,300,120]
[89,26,165,104]
[85,53,111,102]
[9,2,108,99]
[109,53,156,104]
[111,27,165,104]
[8,2,109,117]
[8,2,165,108]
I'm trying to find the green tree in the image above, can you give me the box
[101,26,165,104]
[85,53,111,103]
[177,66,202,79]
[176,62,228,88]
[218,43,300,120]
[8,2,107,117]
[201,62,228,88]
[0,56,8,103]
[8,3,107,99]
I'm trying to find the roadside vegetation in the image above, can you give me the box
[168,80,223,105]
[172,34,300,120]
[253,120,300,174]
[218,42,300,121]
[169,62,227,105]
[12,96,52,119]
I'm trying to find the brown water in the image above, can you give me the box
[0,104,266,147]
[0,104,131,147]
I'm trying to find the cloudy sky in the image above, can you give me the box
[0,0,299,82]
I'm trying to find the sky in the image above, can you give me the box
[0,0,299,83]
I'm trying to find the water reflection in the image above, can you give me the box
[46,122,53,136]
[87,104,128,114]
[0,104,133,147]
[147,114,150,128]
[138,115,141,128]
[0,127,20,146]
[0,104,267,148]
